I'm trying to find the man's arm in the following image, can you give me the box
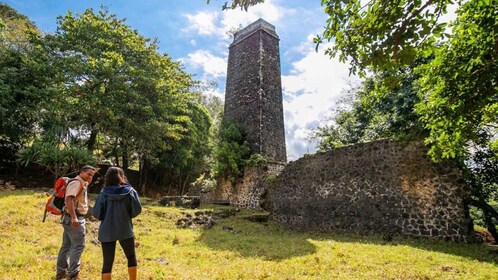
[65,195,79,228]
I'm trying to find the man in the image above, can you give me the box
[56,165,98,280]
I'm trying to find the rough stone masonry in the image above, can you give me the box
[265,140,472,242]
[224,18,287,163]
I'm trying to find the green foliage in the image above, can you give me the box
[0,4,49,158]
[313,63,425,150]
[245,153,267,167]
[192,172,218,192]
[316,0,452,75]
[263,174,277,184]
[206,0,265,11]
[0,3,215,193]
[0,3,40,47]
[415,0,498,161]
[17,141,95,178]
[31,6,201,176]
[155,100,213,193]
[213,120,251,181]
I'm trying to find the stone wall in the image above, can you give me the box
[266,139,472,241]
[211,162,285,209]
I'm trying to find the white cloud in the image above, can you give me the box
[182,0,290,40]
[184,50,227,79]
[183,11,219,35]
[282,41,357,160]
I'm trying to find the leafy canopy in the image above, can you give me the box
[415,0,498,160]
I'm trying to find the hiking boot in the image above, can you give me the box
[55,272,67,280]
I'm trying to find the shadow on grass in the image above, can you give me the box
[198,219,318,261]
[198,210,498,264]
[295,229,498,265]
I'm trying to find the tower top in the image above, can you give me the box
[232,18,278,46]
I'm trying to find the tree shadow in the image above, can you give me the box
[198,219,317,261]
[198,211,498,264]
[307,230,498,264]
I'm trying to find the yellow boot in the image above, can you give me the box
[128,266,137,280]
[102,273,112,280]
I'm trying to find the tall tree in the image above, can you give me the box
[0,4,47,159]
[41,7,196,156]
[36,7,207,193]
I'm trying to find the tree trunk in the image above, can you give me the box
[177,171,182,195]
[469,198,498,243]
[87,125,98,152]
[181,174,190,196]
[484,212,498,244]
[113,141,120,166]
[122,141,129,170]
[139,157,149,195]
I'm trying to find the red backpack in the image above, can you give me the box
[42,177,82,222]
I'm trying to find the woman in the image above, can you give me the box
[93,167,142,280]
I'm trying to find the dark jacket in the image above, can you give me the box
[92,184,142,242]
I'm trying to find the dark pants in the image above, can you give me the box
[101,237,137,273]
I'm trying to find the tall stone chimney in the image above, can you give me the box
[224,18,287,163]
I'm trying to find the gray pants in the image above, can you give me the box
[56,215,86,277]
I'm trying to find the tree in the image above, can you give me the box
[315,0,453,74]
[313,61,426,150]
[14,6,210,193]
[40,7,162,152]
[154,101,213,194]
[213,120,251,182]
[415,1,498,160]
[40,7,198,163]
[0,4,47,160]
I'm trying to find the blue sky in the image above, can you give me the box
[4,0,358,161]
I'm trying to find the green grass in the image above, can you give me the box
[1,189,497,280]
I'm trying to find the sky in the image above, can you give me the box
[3,0,359,161]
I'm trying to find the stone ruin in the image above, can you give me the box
[209,18,473,242]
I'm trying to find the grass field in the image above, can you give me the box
[1,189,497,280]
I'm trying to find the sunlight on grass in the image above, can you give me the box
[0,189,497,279]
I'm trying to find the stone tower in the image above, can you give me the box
[224,18,287,163]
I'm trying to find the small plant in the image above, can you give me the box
[192,173,217,192]
[263,175,277,184]
[245,153,267,167]
[172,234,179,245]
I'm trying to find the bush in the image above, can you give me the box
[18,141,96,179]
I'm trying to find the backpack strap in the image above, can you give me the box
[64,179,85,215]
[66,178,84,196]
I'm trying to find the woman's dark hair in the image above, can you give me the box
[104,167,127,186]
